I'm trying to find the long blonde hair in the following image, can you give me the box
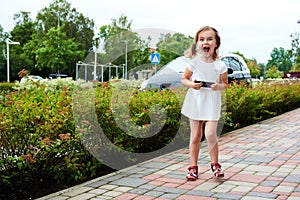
[185,26,221,60]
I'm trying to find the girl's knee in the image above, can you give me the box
[190,135,202,144]
[205,132,217,143]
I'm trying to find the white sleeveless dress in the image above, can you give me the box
[181,56,227,121]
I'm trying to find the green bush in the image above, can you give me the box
[0,78,299,199]
[0,82,15,92]
[0,79,104,199]
[225,80,300,128]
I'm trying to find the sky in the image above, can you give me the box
[0,0,299,64]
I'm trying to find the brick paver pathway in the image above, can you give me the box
[37,108,300,200]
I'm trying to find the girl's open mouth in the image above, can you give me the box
[203,46,210,52]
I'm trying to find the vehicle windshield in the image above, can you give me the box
[157,56,190,74]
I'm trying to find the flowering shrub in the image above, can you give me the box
[0,78,299,199]
[225,80,300,128]
[0,79,103,199]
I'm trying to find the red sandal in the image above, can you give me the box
[211,163,224,178]
[186,166,198,181]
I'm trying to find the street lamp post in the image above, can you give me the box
[290,19,300,71]
[121,40,128,79]
[93,36,100,81]
[6,39,20,82]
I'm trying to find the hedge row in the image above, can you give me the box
[0,79,299,199]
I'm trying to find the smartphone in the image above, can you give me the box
[195,80,214,87]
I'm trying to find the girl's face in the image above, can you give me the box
[196,29,217,58]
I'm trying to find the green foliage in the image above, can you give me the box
[267,47,293,72]
[0,79,103,199]
[98,14,150,74]
[266,66,284,78]
[34,26,83,73]
[1,76,300,199]
[0,82,15,92]
[94,80,187,153]
[225,80,300,128]
[36,0,94,52]
[157,33,193,64]
[2,0,95,82]
[247,59,261,78]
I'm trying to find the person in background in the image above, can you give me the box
[181,26,228,181]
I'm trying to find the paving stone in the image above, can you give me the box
[274,185,295,193]
[186,190,214,197]
[88,189,108,195]
[102,190,123,197]
[35,109,300,200]
[129,188,148,195]
[138,184,157,190]
[142,162,171,169]
[284,174,300,183]
[92,195,113,199]
[98,184,118,190]
[231,185,255,193]
[153,169,171,175]
[230,173,266,184]
[276,167,295,173]
[86,181,110,188]
[114,186,132,192]
[165,164,185,170]
[244,165,277,173]
[143,190,165,197]
[103,174,125,182]
[153,186,187,194]
[110,193,138,200]
[287,197,300,200]
[160,193,181,199]
[44,196,69,200]
[225,181,257,187]
[62,186,93,197]
[263,147,288,153]
[294,187,300,192]
[241,196,276,200]
[244,155,274,163]
[247,192,278,199]
[211,183,236,193]
[272,172,290,178]
[163,173,185,180]
[193,182,219,191]
[111,177,149,187]
[226,157,245,163]
[127,173,145,178]
[212,192,242,200]
[68,193,96,200]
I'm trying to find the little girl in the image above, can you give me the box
[181,26,228,181]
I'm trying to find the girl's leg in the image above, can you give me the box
[189,119,203,166]
[204,121,219,163]
[186,119,203,181]
[205,120,224,177]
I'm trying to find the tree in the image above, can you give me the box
[266,65,284,79]
[11,12,36,45]
[34,26,82,74]
[247,59,261,78]
[0,25,9,81]
[290,33,300,72]
[267,47,293,72]
[36,0,94,53]
[98,14,149,79]
[8,11,38,80]
[156,33,193,65]
[9,0,95,78]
